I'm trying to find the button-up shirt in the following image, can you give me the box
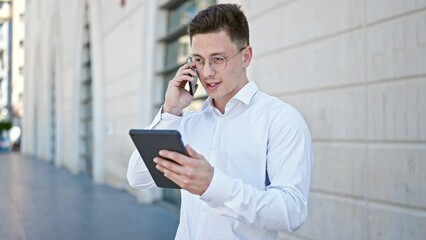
[127,81,314,240]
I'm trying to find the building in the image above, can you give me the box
[22,0,426,239]
[0,0,11,115]
[12,0,25,123]
[0,0,25,150]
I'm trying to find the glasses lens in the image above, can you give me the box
[189,56,203,71]
[213,62,226,72]
[195,62,204,71]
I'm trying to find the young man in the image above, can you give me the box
[127,4,314,239]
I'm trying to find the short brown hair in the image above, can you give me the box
[187,4,250,49]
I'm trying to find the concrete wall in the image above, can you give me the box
[243,0,426,239]
[22,0,425,239]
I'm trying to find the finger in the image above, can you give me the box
[158,150,187,165]
[181,68,197,79]
[186,144,201,159]
[171,67,195,82]
[155,157,185,173]
[155,161,185,187]
[153,157,166,171]
[154,158,188,186]
[170,74,193,87]
[178,63,197,75]
[186,61,196,68]
[188,68,198,77]
[163,169,189,187]
[179,61,193,70]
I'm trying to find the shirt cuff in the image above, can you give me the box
[200,168,234,207]
[148,106,183,130]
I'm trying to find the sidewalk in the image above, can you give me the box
[0,152,179,240]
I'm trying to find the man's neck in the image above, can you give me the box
[212,99,226,114]
[212,80,249,114]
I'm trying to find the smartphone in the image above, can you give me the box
[187,57,199,96]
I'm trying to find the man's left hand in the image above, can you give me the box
[154,144,213,195]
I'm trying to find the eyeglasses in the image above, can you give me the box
[187,46,247,72]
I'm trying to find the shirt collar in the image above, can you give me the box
[202,81,259,110]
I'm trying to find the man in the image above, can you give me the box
[127,4,314,239]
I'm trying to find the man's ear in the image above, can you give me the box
[242,46,253,68]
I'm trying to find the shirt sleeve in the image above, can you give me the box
[127,149,156,190]
[148,106,183,130]
[200,108,314,232]
[127,106,184,191]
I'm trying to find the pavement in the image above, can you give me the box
[0,152,179,240]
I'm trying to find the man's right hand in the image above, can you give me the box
[163,62,198,116]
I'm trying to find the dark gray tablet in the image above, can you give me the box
[129,129,187,189]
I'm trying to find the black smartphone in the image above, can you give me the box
[187,57,199,96]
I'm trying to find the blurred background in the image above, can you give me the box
[1,0,424,239]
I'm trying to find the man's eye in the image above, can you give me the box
[193,58,203,63]
[211,57,225,64]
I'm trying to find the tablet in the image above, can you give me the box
[129,129,187,189]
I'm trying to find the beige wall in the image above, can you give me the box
[22,0,426,239]
[243,0,426,239]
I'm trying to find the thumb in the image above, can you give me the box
[186,144,200,158]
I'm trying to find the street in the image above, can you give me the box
[0,152,179,240]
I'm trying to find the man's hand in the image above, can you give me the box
[154,145,213,195]
[163,62,198,116]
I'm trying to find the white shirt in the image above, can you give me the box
[127,81,314,240]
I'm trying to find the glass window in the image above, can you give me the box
[165,35,190,69]
[167,1,197,33]
[159,0,215,106]
[158,0,215,207]
[79,1,93,177]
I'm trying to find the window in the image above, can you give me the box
[50,55,56,162]
[158,0,214,109]
[79,1,93,176]
[157,0,215,206]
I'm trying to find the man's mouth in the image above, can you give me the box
[205,82,220,90]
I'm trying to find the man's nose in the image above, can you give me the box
[201,62,216,77]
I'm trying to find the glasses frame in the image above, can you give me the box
[188,46,248,72]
